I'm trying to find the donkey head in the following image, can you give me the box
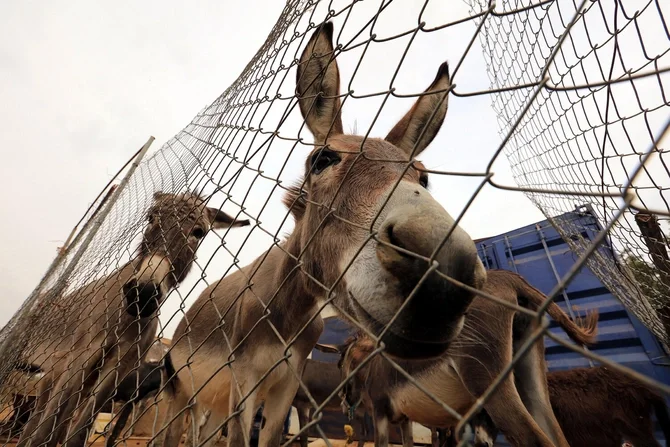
[288,22,486,359]
[315,334,375,416]
[123,191,250,318]
[468,410,497,447]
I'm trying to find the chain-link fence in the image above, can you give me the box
[0,0,668,446]
[466,0,670,352]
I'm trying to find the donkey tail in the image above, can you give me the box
[511,272,599,346]
[652,392,670,443]
[162,351,178,395]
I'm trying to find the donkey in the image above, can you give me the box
[468,366,670,447]
[292,359,371,447]
[0,362,44,437]
[318,269,600,447]
[15,191,249,447]
[155,21,486,447]
[103,354,176,447]
[430,428,455,447]
[14,357,170,446]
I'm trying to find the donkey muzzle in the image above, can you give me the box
[372,182,487,359]
[123,279,162,318]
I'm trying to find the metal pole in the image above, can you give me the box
[503,235,519,273]
[535,224,577,320]
[535,223,595,367]
[58,184,118,256]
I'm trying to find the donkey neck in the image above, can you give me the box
[249,241,320,338]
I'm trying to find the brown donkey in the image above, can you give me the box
[15,192,249,447]
[156,21,486,447]
[319,269,599,447]
[292,359,371,447]
[469,366,670,447]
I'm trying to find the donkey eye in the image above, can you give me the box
[310,148,341,175]
[419,174,429,188]
[192,228,205,239]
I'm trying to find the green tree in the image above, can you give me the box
[623,250,669,304]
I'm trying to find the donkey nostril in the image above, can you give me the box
[123,280,138,299]
[386,224,395,243]
[386,224,410,256]
[123,280,161,318]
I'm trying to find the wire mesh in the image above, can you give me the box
[0,0,668,447]
[465,0,670,349]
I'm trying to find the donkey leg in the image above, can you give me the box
[296,406,310,447]
[62,361,126,447]
[441,428,455,447]
[372,407,390,447]
[356,414,369,447]
[458,356,554,446]
[16,376,53,446]
[399,418,413,447]
[154,386,190,447]
[183,412,196,447]
[513,335,569,447]
[258,378,300,447]
[193,406,221,447]
[23,352,100,447]
[227,383,259,447]
[189,407,219,447]
[105,402,134,447]
[479,379,555,447]
[455,306,556,447]
[17,350,72,447]
[364,414,373,447]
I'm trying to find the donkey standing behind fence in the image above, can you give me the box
[102,340,174,447]
[15,192,249,447]
[467,365,670,447]
[156,21,486,447]
[106,357,371,447]
[320,269,599,447]
[292,359,371,447]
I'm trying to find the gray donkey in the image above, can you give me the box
[156,21,486,447]
[16,191,249,447]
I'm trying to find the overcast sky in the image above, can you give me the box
[8,0,657,337]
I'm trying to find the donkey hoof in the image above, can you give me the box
[123,279,161,318]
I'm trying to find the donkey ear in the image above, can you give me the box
[282,180,308,221]
[385,62,451,157]
[206,207,251,229]
[296,22,344,145]
[314,343,342,354]
[153,192,169,201]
